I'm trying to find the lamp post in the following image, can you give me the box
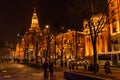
[45,25,50,60]
[54,34,57,60]
[75,30,78,59]
[61,27,64,61]
[17,33,21,63]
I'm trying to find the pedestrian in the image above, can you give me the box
[96,63,99,72]
[104,60,112,75]
[83,61,88,72]
[49,60,53,77]
[88,62,94,72]
[64,60,67,69]
[43,60,49,78]
[60,60,63,69]
[68,61,72,71]
[71,61,75,70]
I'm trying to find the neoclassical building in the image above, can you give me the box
[15,0,120,64]
[16,7,43,61]
[83,0,120,65]
[83,14,109,56]
[109,0,120,51]
[15,7,85,62]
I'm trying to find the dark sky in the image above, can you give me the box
[0,0,33,41]
[0,0,107,42]
[0,0,70,42]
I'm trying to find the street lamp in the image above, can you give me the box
[46,25,49,29]
[17,33,21,63]
[61,27,64,61]
[45,25,50,60]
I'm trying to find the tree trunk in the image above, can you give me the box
[93,39,97,74]
[35,42,38,64]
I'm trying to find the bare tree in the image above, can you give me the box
[67,0,117,73]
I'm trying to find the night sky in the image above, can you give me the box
[0,0,82,42]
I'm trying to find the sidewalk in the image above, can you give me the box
[21,63,66,80]
[0,62,66,80]
[63,67,120,80]
[9,62,120,80]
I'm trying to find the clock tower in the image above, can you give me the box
[31,7,39,30]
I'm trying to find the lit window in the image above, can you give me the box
[111,10,115,16]
[111,2,114,7]
[112,19,117,33]
[113,27,117,33]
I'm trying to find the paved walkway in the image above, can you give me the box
[0,62,119,80]
[0,63,66,80]
[63,66,120,80]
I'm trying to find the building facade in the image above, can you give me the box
[16,7,43,61]
[83,14,109,56]
[15,0,120,64]
[109,0,120,51]
[15,7,85,62]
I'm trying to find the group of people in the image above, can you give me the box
[83,60,112,74]
[84,60,112,75]
[87,62,99,72]
[43,60,53,78]
[43,59,112,78]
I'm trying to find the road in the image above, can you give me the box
[0,62,66,80]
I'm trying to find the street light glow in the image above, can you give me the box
[61,27,64,30]
[46,25,49,29]
[17,34,20,37]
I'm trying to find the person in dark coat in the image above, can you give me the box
[104,61,112,75]
[69,61,72,71]
[43,60,49,78]
[64,60,67,69]
[49,60,53,76]
[83,61,88,72]
[60,60,63,69]
[96,63,99,72]
[88,62,94,72]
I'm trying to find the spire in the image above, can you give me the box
[34,6,36,13]
[31,6,39,29]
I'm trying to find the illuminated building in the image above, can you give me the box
[15,0,120,62]
[83,14,109,56]
[109,0,120,51]
[83,0,120,57]
[55,29,85,59]
[15,7,43,61]
[15,6,85,61]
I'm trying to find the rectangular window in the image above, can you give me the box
[111,10,115,16]
[112,19,117,33]
[111,2,114,7]
[113,27,117,33]
[98,54,111,60]
[118,54,120,61]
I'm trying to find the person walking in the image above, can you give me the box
[68,61,72,71]
[49,60,53,77]
[64,60,67,69]
[60,60,63,69]
[83,61,88,72]
[96,63,99,72]
[88,62,94,72]
[104,60,112,75]
[43,60,49,78]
